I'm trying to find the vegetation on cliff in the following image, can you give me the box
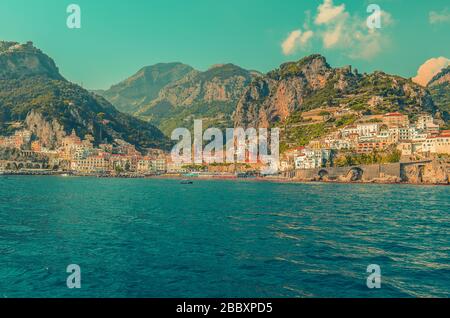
[98,63,259,135]
[0,41,171,150]
[427,66,450,118]
[94,62,195,114]
[334,148,402,167]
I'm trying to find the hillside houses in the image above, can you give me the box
[281,112,450,171]
[0,127,169,175]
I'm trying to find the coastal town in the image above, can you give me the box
[0,128,171,176]
[0,110,449,183]
[281,110,450,171]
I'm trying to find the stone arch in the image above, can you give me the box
[17,163,24,170]
[25,163,33,169]
[318,169,329,180]
[347,167,364,181]
[33,163,41,169]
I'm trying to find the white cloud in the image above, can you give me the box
[349,30,384,60]
[300,30,314,44]
[323,23,343,48]
[281,0,393,60]
[412,57,450,86]
[381,11,394,27]
[282,29,314,55]
[429,9,450,24]
[318,9,389,59]
[315,0,346,25]
[282,30,301,55]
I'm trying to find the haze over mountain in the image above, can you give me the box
[98,54,444,138]
[0,41,171,150]
[97,63,261,134]
[94,63,195,114]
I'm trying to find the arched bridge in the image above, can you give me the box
[0,160,47,171]
[291,163,402,181]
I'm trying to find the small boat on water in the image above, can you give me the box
[180,179,193,184]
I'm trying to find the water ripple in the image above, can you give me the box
[0,176,449,297]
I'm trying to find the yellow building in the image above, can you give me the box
[71,156,109,173]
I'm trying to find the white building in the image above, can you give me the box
[388,128,400,143]
[341,126,358,137]
[356,123,380,138]
[324,138,352,150]
[421,135,450,154]
[137,158,152,173]
[411,128,428,142]
[295,149,332,170]
[151,159,167,173]
[416,114,434,130]
[416,114,440,136]
[426,122,440,136]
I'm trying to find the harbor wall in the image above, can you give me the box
[291,163,402,181]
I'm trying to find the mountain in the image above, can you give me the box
[234,54,436,128]
[0,41,64,80]
[0,41,171,150]
[427,66,450,117]
[98,63,260,135]
[95,63,194,114]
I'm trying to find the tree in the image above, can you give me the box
[96,112,106,142]
[114,165,124,175]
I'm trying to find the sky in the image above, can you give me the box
[0,0,449,89]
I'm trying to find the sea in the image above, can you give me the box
[0,176,449,298]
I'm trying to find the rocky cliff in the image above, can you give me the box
[98,63,260,134]
[0,41,63,80]
[427,66,450,118]
[96,54,441,137]
[95,63,194,114]
[25,110,66,148]
[138,64,259,134]
[145,64,255,108]
[0,41,171,150]
[234,54,437,128]
[402,160,449,185]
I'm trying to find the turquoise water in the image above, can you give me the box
[0,176,449,298]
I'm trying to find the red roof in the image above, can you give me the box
[428,134,450,139]
[384,112,404,117]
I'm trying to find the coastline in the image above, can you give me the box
[1,170,448,186]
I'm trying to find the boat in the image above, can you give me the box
[180,179,193,184]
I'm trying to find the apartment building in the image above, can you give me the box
[295,149,332,170]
